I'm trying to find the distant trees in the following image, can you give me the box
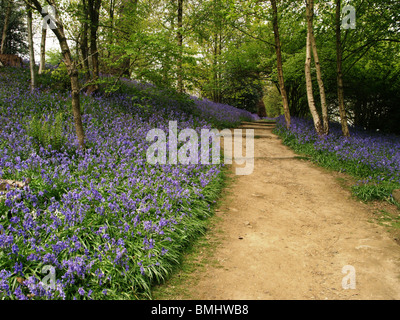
[276,0,400,135]
[2,0,399,136]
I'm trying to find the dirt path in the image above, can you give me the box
[160,121,400,300]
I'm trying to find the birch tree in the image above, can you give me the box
[305,0,330,136]
[305,0,323,135]
[307,0,328,135]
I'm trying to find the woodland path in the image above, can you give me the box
[160,121,400,300]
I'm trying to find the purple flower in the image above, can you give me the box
[11,244,19,255]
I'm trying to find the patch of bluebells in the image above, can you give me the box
[0,68,251,299]
[190,96,259,124]
[275,115,400,187]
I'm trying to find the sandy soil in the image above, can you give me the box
[181,121,400,300]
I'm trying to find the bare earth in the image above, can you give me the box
[178,121,400,300]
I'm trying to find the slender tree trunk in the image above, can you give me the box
[257,97,267,118]
[177,0,184,93]
[270,0,291,129]
[26,2,36,92]
[211,0,223,103]
[118,0,135,78]
[305,30,323,134]
[70,68,85,147]
[81,0,91,81]
[305,0,323,136]
[213,32,219,103]
[108,0,114,58]
[38,26,46,74]
[1,0,12,54]
[30,0,85,149]
[217,33,222,103]
[88,0,101,88]
[308,0,329,135]
[336,0,350,137]
[75,33,80,67]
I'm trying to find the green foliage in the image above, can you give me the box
[25,112,67,152]
[342,43,400,134]
[46,63,71,90]
[45,48,64,66]
[281,52,309,117]
[117,77,199,117]
[0,0,28,55]
[35,63,72,93]
[351,182,398,203]
[264,84,283,117]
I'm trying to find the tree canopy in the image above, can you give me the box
[4,0,400,134]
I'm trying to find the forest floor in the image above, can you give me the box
[153,121,400,300]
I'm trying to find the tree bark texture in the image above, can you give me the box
[1,0,12,54]
[336,0,350,137]
[38,26,46,74]
[81,0,91,81]
[88,0,101,88]
[177,0,184,93]
[305,0,323,136]
[271,0,291,129]
[307,0,329,135]
[31,0,85,149]
[27,2,36,92]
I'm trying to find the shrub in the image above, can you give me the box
[25,112,67,151]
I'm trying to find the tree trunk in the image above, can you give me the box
[30,0,85,149]
[1,0,12,54]
[70,68,85,149]
[81,0,91,81]
[38,26,46,74]
[257,98,267,118]
[108,0,114,58]
[270,0,291,129]
[177,0,184,93]
[115,0,134,78]
[88,0,101,89]
[217,33,222,103]
[26,2,36,92]
[213,33,219,103]
[336,0,350,137]
[308,0,329,135]
[305,31,323,134]
[305,0,323,136]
